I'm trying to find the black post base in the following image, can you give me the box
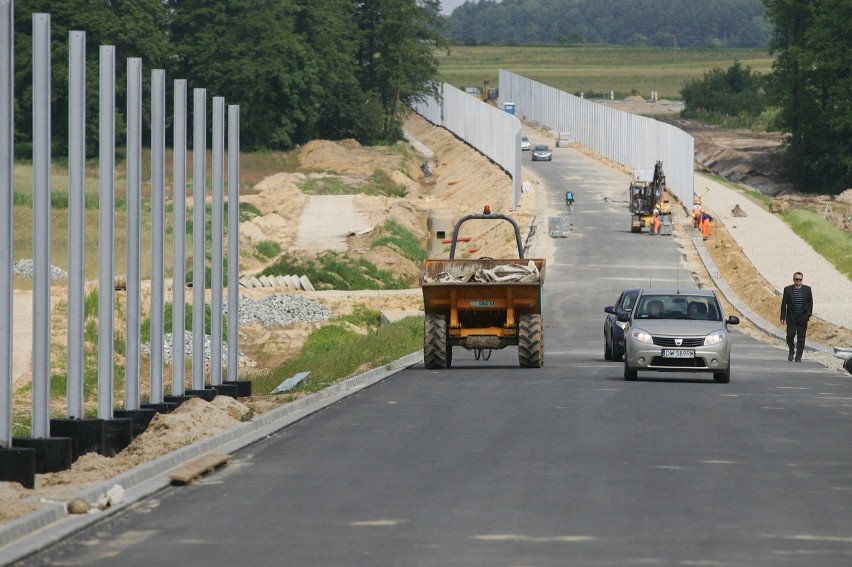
[49,418,104,461]
[186,388,216,402]
[0,447,36,489]
[163,395,192,406]
[12,437,73,474]
[113,408,158,437]
[210,383,239,398]
[141,402,178,414]
[100,418,134,457]
[223,380,252,397]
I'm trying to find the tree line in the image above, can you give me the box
[12,0,446,154]
[681,0,850,194]
[444,0,770,48]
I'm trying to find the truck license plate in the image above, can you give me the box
[470,301,494,306]
[662,349,694,358]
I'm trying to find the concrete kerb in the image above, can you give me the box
[0,350,425,564]
[691,236,836,358]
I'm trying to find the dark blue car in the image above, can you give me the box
[603,288,640,361]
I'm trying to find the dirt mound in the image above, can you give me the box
[297,139,414,178]
[678,119,792,197]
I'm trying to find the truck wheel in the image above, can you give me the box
[518,314,544,368]
[424,314,450,369]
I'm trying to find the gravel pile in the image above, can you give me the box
[142,294,333,366]
[142,331,256,368]
[13,259,68,281]
[224,293,332,326]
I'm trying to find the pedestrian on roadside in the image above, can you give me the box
[780,271,814,362]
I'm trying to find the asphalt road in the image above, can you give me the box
[15,147,852,566]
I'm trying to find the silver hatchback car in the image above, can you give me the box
[619,289,739,383]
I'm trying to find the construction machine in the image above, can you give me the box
[628,160,671,233]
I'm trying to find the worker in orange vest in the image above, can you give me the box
[701,212,713,240]
[651,208,661,235]
[692,203,702,229]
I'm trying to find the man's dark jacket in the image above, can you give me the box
[780,284,813,322]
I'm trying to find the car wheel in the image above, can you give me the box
[623,360,638,381]
[713,367,730,383]
[604,331,613,361]
[613,344,623,363]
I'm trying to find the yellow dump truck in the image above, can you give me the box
[420,209,546,369]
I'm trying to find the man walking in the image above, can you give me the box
[780,271,813,362]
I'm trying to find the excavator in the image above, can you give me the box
[628,160,671,234]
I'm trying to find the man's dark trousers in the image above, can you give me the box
[786,315,808,360]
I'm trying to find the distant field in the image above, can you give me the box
[436,45,774,100]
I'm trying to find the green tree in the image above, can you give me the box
[681,60,767,120]
[168,0,322,150]
[13,0,170,157]
[292,0,367,141]
[763,0,852,194]
[354,0,446,142]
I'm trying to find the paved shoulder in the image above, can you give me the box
[697,176,852,330]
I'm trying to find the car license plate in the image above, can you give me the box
[662,349,695,358]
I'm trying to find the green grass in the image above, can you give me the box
[259,252,410,290]
[249,315,423,395]
[299,170,408,197]
[437,45,774,100]
[371,220,428,262]
[255,240,282,259]
[782,210,852,279]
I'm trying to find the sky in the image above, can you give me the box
[440,0,476,15]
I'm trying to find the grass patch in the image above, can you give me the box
[782,209,852,279]
[337,304,383,331]
[249,315,423,395]
[259,252,409,290]
[255,240,282,259]
[300,176,357,195]
[371,220,428,262]
[299,170,407,197]
[437,45,773,100]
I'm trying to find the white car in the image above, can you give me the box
[520,136,531,151]
[621,288,740,383]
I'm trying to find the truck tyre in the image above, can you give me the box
[518,314,544,368]
[424,314,450,369]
